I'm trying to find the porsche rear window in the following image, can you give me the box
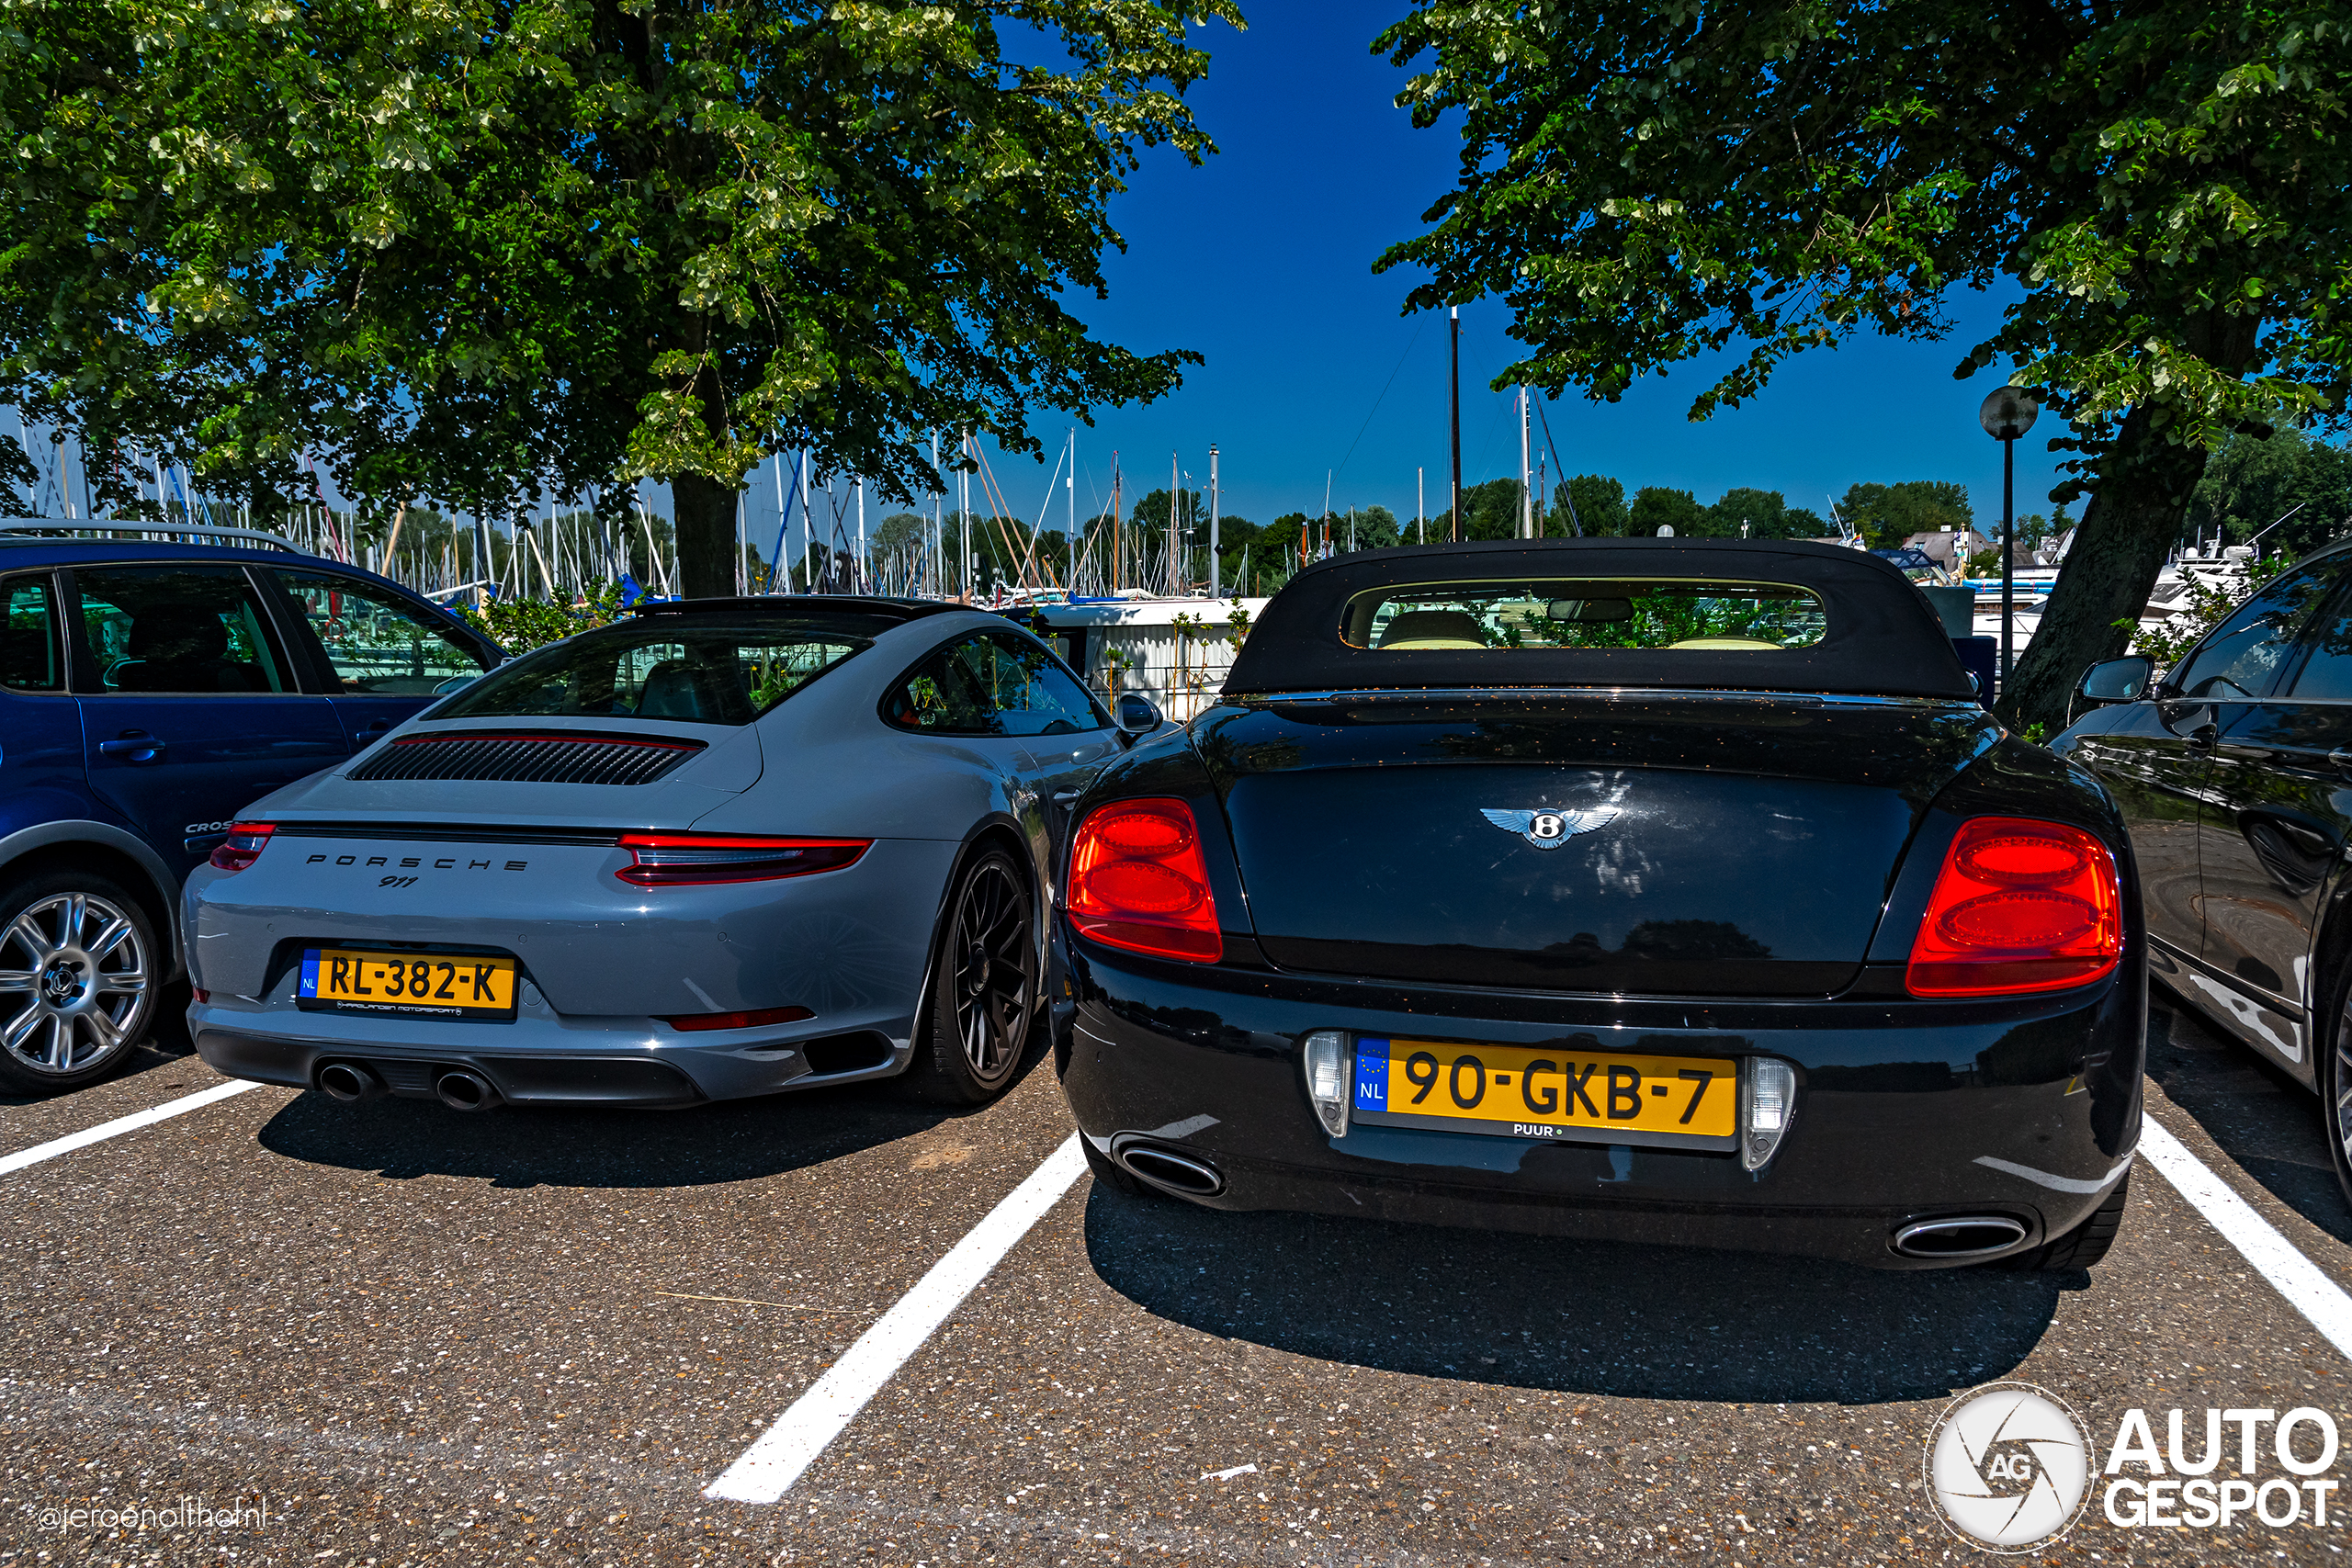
[1342,579,1827,652]
[432,618,868,726]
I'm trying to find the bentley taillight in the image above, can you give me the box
[616,833,869,887]
[1905,817,2121,997]
[208,822,275,874]
[1068,798,1222,962]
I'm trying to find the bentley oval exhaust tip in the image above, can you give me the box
[1116,1143,1224,1197]
[435,1069,502,1112]
[1892,1215,2030,1258]
[316,1062,384,1104]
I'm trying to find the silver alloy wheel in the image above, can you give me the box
[951,860,1033,1081]
[0,892,150,1076]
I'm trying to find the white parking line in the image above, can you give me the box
[705,1134,1088,1504]
[2139,1116,2352,1360]
[0,1078,266,1177]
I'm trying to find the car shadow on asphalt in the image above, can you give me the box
[2144,986,2351,1247]
[0,1041,194,1108]
[1080,1187,2065,1405]
[251,1052,1049,1189]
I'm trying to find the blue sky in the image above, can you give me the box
[1008,2,2070,536]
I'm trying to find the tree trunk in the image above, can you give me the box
[1996,403,2210,736]
[672,472,739,599]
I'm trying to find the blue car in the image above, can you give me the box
[0,526,502,1090]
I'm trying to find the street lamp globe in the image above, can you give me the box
[1979,386,2041,441]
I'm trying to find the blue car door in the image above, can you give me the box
[264,567,495,753]
[0,570,86,833]
[68,563,349,880]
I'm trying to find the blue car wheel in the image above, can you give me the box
[0,867,157,1090]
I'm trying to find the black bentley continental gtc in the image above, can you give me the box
[1050,539,2143,1270]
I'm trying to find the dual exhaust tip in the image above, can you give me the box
[1891,1214,2029,1259]
[1114,1140,1224,1197]
[316,1061,502,1112]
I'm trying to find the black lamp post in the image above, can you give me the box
[1978,385,2041,692]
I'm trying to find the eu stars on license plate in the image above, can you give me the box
[298,948,518,1019]
[1349,1036,1740,1150]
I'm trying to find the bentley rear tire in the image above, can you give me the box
[902,849,1035,1106]
[2323,961,2352,1216]
[0,867,157,1093]
[2002,1174,2131,1272]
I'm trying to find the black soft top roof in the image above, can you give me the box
[1221,537,1974,701]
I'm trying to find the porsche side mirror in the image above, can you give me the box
[2070,655,2154,725]
[1114,692,1163,746]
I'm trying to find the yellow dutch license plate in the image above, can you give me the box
[298,948,518,1019]
[1350,1036,1739,1149]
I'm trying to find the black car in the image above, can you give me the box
[2054,539,2352,1204]
[1050,538,2143,1270]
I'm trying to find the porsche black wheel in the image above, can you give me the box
[905,850,1035,1105]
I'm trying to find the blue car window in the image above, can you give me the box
[73,567,292,694]
[272,570,488,694]
[1,574,62,692]
[2172,566,2338,700]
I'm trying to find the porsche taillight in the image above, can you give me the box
[1905,817,2122,997]
[208,822,275,874]
[616,833,870,886]
[1068,798,1222,963]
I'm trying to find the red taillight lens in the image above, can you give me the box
[1905,817,2122,997]
[208,822,275,874]
[660,1005,815,1032]
[616,833,869,886]
[1069,798,1222,962]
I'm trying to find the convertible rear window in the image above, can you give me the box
[432,617,868,726]
[1343,580,1828,652]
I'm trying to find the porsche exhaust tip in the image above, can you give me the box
[435,1069,503,1112]
[1891,1215,2029,1258]
[1116,1143,1224,1197]
[316,1061,385,1104]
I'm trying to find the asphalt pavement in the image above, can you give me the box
[4,987,2350,1565]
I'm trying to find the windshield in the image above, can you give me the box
[433,617,869,726]
[1343,579,1828,652]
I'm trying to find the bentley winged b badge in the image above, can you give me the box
[1479,807,1620,851]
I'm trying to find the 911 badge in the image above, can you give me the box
[1478,807,1619,850]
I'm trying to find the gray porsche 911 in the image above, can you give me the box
[184,597,1149,1110]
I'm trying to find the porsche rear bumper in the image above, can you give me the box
[1052,927,2146,1269]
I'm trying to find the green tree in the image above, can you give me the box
[2188,429,2352,560]
[2,0,1242,597]
[1556,473,1630,536]
[1373,0,2352,730]
[1838,481,1976,548]
[1699,486,1826,539]
[1629,486,1702,536]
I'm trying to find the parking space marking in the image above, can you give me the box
[704,1134,1087,1505]
[0,1078,263,1177]
[2141,1115,2352,1359]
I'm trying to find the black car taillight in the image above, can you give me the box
[1905,818,2121,997]
[616,832,869,886]
[208,822,275,874]
[1068,798,1222,962]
